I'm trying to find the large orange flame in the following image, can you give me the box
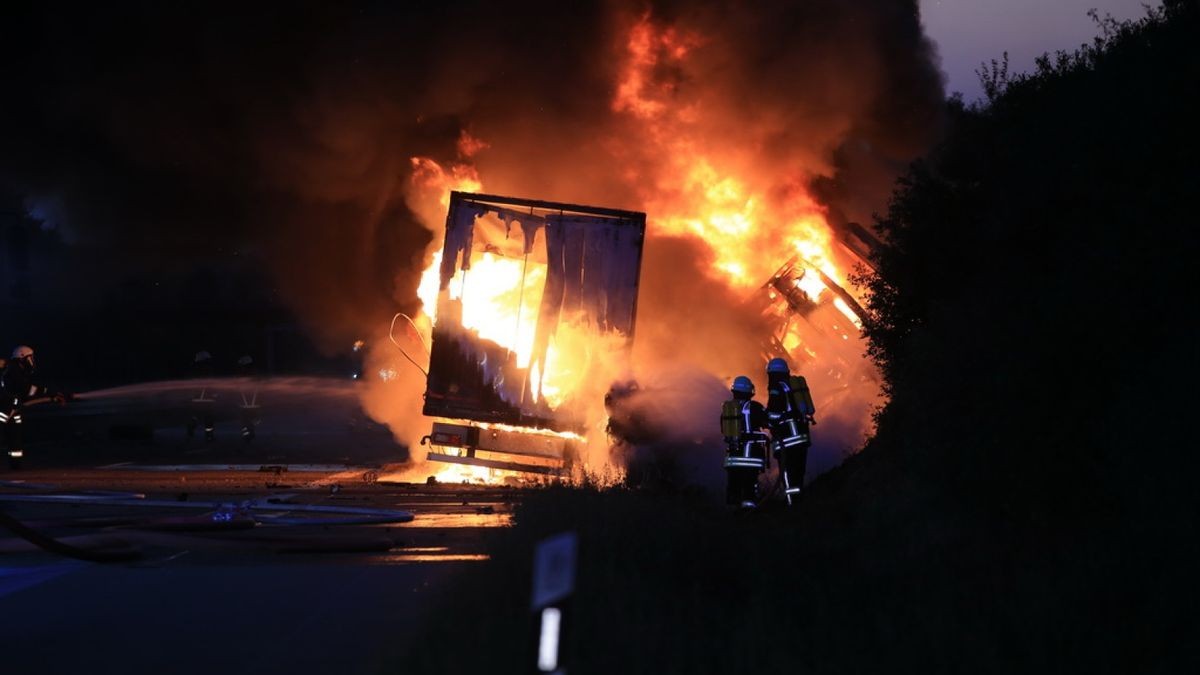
[396,12,881,484]
[614,14,855,303]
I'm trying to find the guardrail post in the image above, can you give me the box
[531,531,577,674]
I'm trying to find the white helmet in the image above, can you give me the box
[12,345,34,360]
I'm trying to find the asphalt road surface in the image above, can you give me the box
[0,378,523,675]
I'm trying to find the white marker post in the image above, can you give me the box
[531,531,577,674]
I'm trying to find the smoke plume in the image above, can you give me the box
[1,2,944,481]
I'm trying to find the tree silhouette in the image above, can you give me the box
[858,1,1198,527]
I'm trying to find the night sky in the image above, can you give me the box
[921,0,1160,101]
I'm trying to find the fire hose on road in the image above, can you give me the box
[0,510,141,563]
[0,490,416,561]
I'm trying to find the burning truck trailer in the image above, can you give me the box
[418,192,646,477]
[413,189,881,483]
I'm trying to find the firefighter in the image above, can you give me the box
[721,375,770,509]
[236,354,259,443]
[766,357,816,505]
[187,350,217,441]
[1,345,61,469]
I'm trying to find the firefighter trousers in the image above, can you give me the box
[725,467,761,506]
[724,435,767,506]
[776,443,809,502]
[1,407,26,466]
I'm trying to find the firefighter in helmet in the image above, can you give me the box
[236,354,260,443]
[2,345,62,469]
[187,350,217,441]
[721,375,770,508]
[766,357,816,505]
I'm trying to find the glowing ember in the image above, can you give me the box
[475,421,586,442]
[425,443,562,486]
[429,458,501,485]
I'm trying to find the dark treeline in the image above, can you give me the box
[839,0,1197,667]
[860,0,1196,529]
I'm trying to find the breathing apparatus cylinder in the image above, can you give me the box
[788,375,816,419]
[720,399,741,440]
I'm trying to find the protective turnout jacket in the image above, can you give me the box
[767,376,814,451]
[723,398,770,470]
[1,360,46,456]
[1,361,43,408]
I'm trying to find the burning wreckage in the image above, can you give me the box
[604,225,880,483]
[416,192,880,481]
[420,192,645,476]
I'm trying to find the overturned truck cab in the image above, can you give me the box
[421,192,645,476]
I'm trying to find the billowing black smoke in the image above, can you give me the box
[2,1,940,335]
[1,2,943,476]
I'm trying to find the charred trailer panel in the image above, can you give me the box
[421,420,581,476]
[423,192,645,441]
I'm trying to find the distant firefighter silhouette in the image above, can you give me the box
[2,345,64,469]
[187,350,217,442]
[236,354,261,443]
